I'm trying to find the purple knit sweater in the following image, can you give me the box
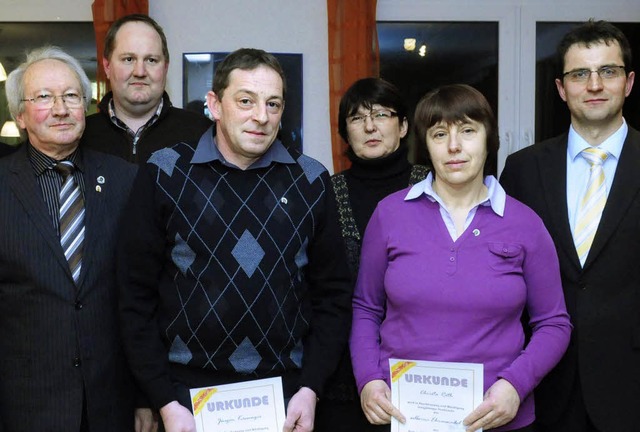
[350,188,571,431]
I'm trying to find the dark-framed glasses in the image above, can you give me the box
[21,92,85,109]
[347,109,398,126]
[563,65,626,83]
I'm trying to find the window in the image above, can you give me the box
[377,0,639,173]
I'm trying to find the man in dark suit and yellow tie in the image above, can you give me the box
[0,46,148,431]
[501,20,637,432]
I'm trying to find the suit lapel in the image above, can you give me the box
[8,146,74,281]
[538,135,583,272]
[584,127,640,269]
[75,150,105,291]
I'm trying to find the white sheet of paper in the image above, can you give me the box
[389,359,484,432]
[190,376,286,432]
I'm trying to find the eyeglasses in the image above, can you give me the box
[562,65,626,83]
[347,109,398,126]
[21,92,85,109]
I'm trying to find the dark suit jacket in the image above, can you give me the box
[0,143,18,159]
[500,127,640,431]
[0,144,137,431]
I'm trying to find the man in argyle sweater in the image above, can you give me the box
[119,48,351,432]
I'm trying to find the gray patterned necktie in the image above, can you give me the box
[54,161,85,283]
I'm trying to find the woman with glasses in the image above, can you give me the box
[314,78,428,432]
[350,84,571,431]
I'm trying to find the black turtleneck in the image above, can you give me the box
[322,144,426,404]
[341,144,413,236]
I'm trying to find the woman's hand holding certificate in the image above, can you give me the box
[360,379,406,425]
[463,379,520,432]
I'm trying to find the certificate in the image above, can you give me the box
[389,359,483,432]
[190,376,286,432]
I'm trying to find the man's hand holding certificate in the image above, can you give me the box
[389,359,483,432]
[190,377,286,432]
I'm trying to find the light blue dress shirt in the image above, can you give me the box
[566,120,627,235]
[191,127,295,169]
[405,173,505,241]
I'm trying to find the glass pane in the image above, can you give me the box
[378,22,499,173]
[535,22,640,142]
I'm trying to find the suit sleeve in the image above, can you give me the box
[118,163,177,410]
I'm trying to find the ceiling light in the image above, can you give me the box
[0,62,7,82]
[1,121,20,138]
[185,54,212,63]
[403,38,416,52]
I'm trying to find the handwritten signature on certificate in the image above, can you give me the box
[190,377,286,432]
[389,359,483,432]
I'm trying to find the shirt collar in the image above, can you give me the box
[107,97,164,133]
[405,172,505,217]
[191,126,295,169]
[567,118,627,162]
[28,142,83,176]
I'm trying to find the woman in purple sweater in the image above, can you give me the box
[350,84,571,432]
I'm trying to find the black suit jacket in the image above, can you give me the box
[500,127,640,431]
[0,144,137,431]
[0,143,17,159]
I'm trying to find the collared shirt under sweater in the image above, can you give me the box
[119,127,352,409]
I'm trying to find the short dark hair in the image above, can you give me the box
[338,77,407,144]
[104,14,170,62]
[212,48,286,100]
[556,19,632,78]
[414,84,499,176]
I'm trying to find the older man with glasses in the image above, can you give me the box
[0,46,151,432]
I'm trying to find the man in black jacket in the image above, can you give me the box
[83,14,211,163]
[501,20,637,432]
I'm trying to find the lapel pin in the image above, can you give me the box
[473,229,480,237]
[95,185,102,193]
[97,176,105,184]
[280,197,288,204]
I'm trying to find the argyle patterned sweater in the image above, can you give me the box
[119,142,352,410]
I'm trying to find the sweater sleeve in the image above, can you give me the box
[118,163,177,410]
[497,206,572,401]
[349,205,390,393]
[297,174,353,398]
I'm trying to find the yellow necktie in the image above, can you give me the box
[574,147,608,266]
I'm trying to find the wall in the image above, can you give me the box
[0,0,91,20]
[1,0,334,171]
